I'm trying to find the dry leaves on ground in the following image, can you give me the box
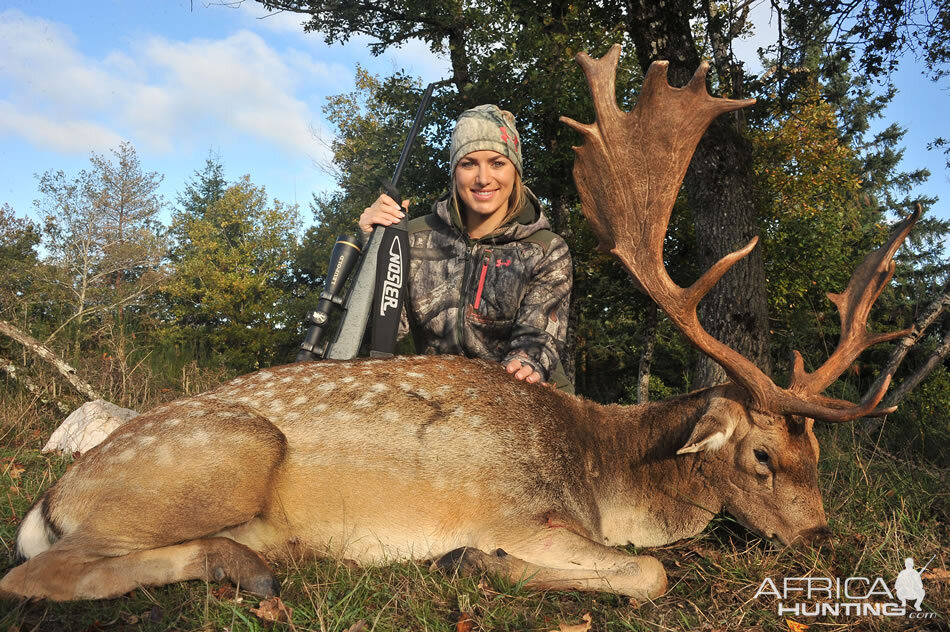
[4,461,25,480]
[456,612,475,632]
[923,568,950,582]
[549,612,592,632]
[250,596,293,623]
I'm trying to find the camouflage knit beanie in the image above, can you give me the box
[449,104,522,175]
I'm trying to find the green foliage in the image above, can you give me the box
[753,83,883,359]
[24,142,167,371]
[176,152,227,221]
[163,173,302,374]
[884,365,950,466]
[0,203,41,320]
[786,0,950,80]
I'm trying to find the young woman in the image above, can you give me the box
[359,105,574,392]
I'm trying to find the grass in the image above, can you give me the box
[1,388,947,631]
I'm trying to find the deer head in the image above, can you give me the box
[562,44,916,544]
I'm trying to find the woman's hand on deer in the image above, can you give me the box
[505,358,543,384]
[359,194,408,234]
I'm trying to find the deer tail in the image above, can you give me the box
[13,497,60,563]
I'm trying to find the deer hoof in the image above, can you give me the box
[432,547,498,577]
[205,538,280,597]
[244,574,281,598]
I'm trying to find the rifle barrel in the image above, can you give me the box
[390,81,440,188]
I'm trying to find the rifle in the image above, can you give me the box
[296,80,443,362]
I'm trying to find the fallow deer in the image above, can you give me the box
[0,44,915,602]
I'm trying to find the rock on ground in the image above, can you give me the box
[42,399,139,455]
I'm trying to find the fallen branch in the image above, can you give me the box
[884,327,950,407]
[867,283,950,406]
[0,355,72,415]
[0,319,102,402]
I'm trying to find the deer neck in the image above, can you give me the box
[582,388,727,547]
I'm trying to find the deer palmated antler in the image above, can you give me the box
[786,205,919,411]
[561,44,915,422]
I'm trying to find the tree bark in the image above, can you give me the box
[0,319,102,402]
[624,0,772,387]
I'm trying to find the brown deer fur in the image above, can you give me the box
[0,45,913,602]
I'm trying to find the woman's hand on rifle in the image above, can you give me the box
[359,194,409,234]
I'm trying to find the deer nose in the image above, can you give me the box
[793,525,831,548]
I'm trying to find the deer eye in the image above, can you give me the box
[753,449,771,466]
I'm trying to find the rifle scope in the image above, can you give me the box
[296,233,362,361]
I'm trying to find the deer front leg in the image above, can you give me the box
[0,536,278,601]
[434,525,667,599]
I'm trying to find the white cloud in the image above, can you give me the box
[228,2,451,83]
[0,8,341,162]
[0,9,123,113]
[0,101,124,153]
[379,38,451,84]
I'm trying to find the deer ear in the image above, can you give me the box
[676,413,738,455]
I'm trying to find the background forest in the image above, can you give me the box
[2,0,949,630]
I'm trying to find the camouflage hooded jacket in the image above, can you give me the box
[399,189,572,383]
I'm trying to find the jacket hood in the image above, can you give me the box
[433,187,551,244]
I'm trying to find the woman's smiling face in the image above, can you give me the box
[454,150,516,233]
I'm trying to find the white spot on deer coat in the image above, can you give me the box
[354,392,377,408]
[156,445,174,466]
[332,410,356,423]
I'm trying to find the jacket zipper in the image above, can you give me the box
[473,249,492,310]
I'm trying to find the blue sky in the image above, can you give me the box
[0,1,448,225]
[1,0,947,230]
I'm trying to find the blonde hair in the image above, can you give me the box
[452,170,527,235]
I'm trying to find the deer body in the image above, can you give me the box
[2,44,914,602]
[1,353,834,601]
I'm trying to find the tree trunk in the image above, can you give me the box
[637,304,659,403]
[0,319,102,402]
[447,25,473,99]
[624,0,772,387]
